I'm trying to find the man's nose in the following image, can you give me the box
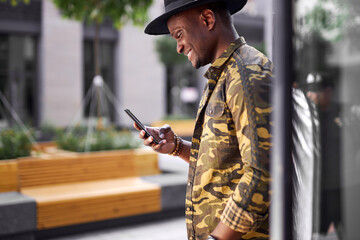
[177,42,183,54]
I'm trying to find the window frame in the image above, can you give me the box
[270,0,294,239]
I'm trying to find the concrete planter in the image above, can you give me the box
[1,143,160,194]
[18,143,160,188]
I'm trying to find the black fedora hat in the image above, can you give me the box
[145,0,248,35]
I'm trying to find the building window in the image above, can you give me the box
[293,0,360,239]
[0,34,37,126]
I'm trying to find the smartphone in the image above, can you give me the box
[124,109,161,144]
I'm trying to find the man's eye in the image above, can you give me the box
[176,32,182,39]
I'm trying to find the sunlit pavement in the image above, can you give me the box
[48,216,187,240]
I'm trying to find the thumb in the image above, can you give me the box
[159,124,172,138]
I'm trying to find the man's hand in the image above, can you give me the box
[210,220,245,240]
[133,123,176,154]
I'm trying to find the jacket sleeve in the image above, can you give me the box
[220,63,273,233]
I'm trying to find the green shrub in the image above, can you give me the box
[37,123,59,141]
[55,126,141,152]
[0,128,33,160]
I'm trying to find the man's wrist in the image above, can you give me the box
[210,220,245,240]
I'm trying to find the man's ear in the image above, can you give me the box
[200,9,216,30]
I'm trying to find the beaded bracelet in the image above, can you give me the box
[168,134,183,157]
[169,134,180,156]
[176,137,183,156]
[168,134,178,156]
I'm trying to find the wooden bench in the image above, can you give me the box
[16,148,162,230]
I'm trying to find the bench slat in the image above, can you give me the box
[21,177,161,229]
[18,149,159,188]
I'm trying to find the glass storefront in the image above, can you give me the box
[166,61,199,119]
[0,34,38,126]
[293,0,360,239]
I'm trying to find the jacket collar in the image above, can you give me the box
[204,37,246,80]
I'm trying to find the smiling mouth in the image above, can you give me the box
[185,50,192,60]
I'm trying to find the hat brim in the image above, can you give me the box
[145,0,248,35]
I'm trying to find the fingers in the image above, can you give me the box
[133,122,141,131]
[139,130,161,147]
[151,139,167,152]
[134,124,170,154]
[139,130,151,144]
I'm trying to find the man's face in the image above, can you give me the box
[307,87,333,109]
[167,9,214,69]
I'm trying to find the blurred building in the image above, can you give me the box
[0,0,271,128]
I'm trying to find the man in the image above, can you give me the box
[305,72,342,238]
[134,0,273,239]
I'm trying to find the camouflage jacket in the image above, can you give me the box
[186,37,273,240]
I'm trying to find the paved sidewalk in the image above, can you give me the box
[48,217,187,240]
[157,152,189,173]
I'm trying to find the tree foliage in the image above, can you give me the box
[304,0,348,42]
[0,0,29,6]
[52,0,153,29]
[155,36,187,66]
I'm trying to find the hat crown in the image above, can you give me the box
[145,0,247,35]
[164,0,199,12]
[164,0,177,5]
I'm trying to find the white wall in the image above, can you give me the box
[117,0,165,127]
[41,0,83,127]
[263,0,274,60]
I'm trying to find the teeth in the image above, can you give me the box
[187,50,191,58]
